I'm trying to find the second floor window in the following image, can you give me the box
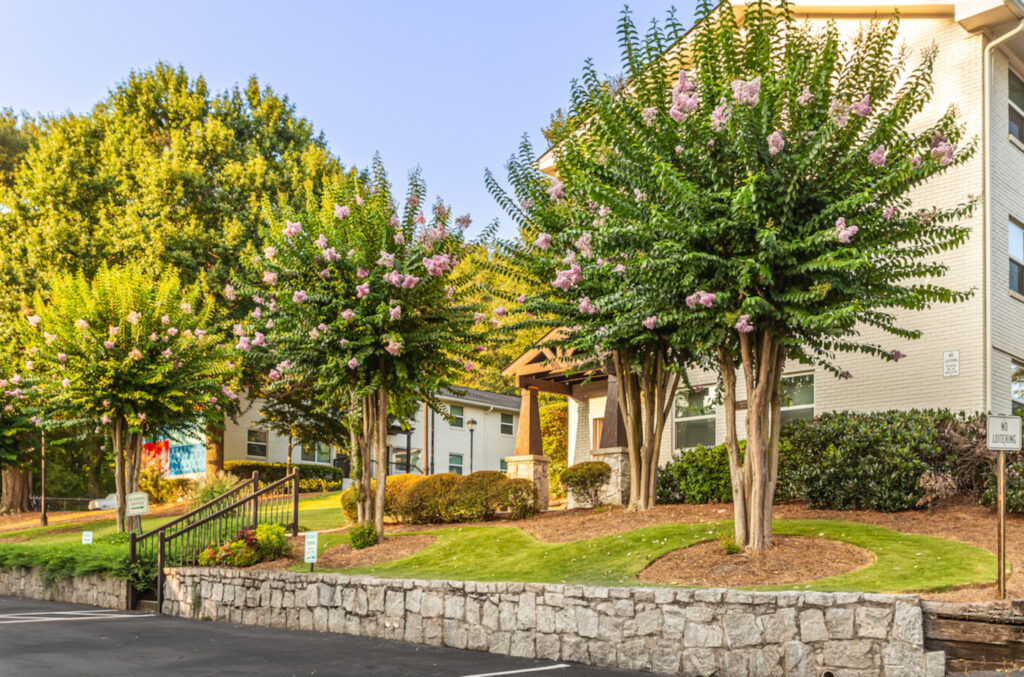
[500,413,514,435]
[247,429,268,458]
[1011,70,1024,143]
[1011,220,1024,294]
[450,405,464,428]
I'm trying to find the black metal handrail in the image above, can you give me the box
[152,470,299,613]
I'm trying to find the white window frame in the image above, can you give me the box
[1011,219,1024,295]
[449,405,464,429]
[1010,67,1024,144]
[449,453,464,475]
[673,386,717,449]
[500,412,514,436]
[780,373,815,425]
[299,441,331,465]
[246,429,268,458]
[1013,361,1024,415]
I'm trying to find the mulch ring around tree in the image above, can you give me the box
[638,534,875,588]
[316,534,436,570]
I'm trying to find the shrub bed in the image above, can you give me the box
[450,471,507,521]
[561,461,612,508]
[197,524,291,567]
[223,461,347,484]
[0,543,157,592]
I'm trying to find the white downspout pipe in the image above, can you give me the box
[984,17,1024,415]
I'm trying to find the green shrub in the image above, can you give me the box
[298,478,344,493]
[501,478,540,520]
[385,474,424,520]
[223,461,347,485]
[349,522,379,549]
[340,479,375,524]
[139,460,192,504]
[254,524,290,560]
[197,538,260,567]
[656,443,736,505]
[560,461,612,508]
[0,543,156,592]
[450,471,506,521]
[189,470,242,507]
[716,524,741,555]
[398,473,464,524]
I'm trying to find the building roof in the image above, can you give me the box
[438,387,522,411]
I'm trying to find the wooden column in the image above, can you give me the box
[598,375,627,449]
[513,388,543,456]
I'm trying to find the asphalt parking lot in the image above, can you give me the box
[0,596,655,677]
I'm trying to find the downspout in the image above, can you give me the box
[984,16,1024,415]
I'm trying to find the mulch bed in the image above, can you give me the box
[249,533,436,572]
[638,534,875,588]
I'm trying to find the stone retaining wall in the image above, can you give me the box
[0,566,127,609]
[164,568,945,676]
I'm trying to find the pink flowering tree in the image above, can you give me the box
[0,351,35,514]
[237,156,478,537]
[541,2,974,551]
[23,264,237,531]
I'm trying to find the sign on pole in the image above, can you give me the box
[125,492,150,517]
[988,415,1021,599]
[81,531,93,545]
[304,532,319,571]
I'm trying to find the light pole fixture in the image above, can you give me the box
[466,418,477,474]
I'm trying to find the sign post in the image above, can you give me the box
[81,531,93,545]
[126,491,150,535]
[988,414,1021,599]
[304,531,318,573]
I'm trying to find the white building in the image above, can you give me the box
[222,387,521,476]
[515,0,1024,469]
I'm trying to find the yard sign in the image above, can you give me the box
[81,531,93,545]
[304,531,319,570]
[126,492,149,517]
[987,414,1021,599]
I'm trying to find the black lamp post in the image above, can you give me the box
[466,418,477,474]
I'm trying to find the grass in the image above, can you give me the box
[307,520,996,594]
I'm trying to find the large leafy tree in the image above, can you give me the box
[237,156,479,536]
[23,264,237,531]
[540,2,974,550]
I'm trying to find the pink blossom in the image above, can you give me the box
[912,156,922,167]
[61,378,70,388]
[74,318,89,330]
[493,306,507,317]
[402,275,419,289]
[613,263,626,276]
[265,319,274,329]
[423,253,452,276]
[224,284,238,300]
[534,233,552,250]
[735,314,755,334]
[675,145,684,153]
[283,220,303,237]
[309,328,320,339]
[384,270,403,286]
[268,369,281,381]
[339,339,350,346]
[180,302,192,314]
[883,206,898,219]
[236,336,251,351]
[323,247,340,262]
[10,374,20,386]
[126,311,141,325]
[334,204,350,219]
[354,267,368,279]
[376,250,395,268]
[520,199,533,212]
[828,100,850,128]
[407,195,420,208]
[710,103,730,131]
[293,291,308,303]
[767,131,785,156]
[930,137,956,166]
[108,325,119,336]
[389,306,402,321]
[551,264,582,291]
[669,92,699,122]
[252,332,266,347]
[633,189,646,203]
[44,332,56,345]
[578,297,598,314]
[167,327,179,337]
[868,145,887,167]
[101,415,112,425]
[385,340,402,356]
[356,196,365,206]
[547,181,565,201]
[475,345,486,353]
[455,214,471,229]
[834,217,859,243]
[474,312,486,325]
[394,232,405,245]
[315,233,328,249]
[686,291,716,308]
[840,370,852,380]
[675,69,695,95]
[347,357,359,369]
[149,332,159,341]
[574,232,593,258]
[796,86,814,106]
[263,270,278,285]
[892,350,906,362]
[162,349,172,359]
[516,294,527,303]
[341,309,355,320]
[319,269,330,280]
[103,340,115,350]
[643,315,657,330]
[264,246,277,259]
[160,315,170,325]
[232,323,245,336]
[128,348,142,360]
[356,284,370,299]
[26,314,41,328]
[490,317,500,328]
[852,95,871,117]
[413,213,426,225]
[730,77,761,106]
[388,216,401,228]
[641,107,659,125]
[463,361,476,371]
[195,329,207,337]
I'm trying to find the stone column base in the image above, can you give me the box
[567,446,631,509]
[505,454,551,511]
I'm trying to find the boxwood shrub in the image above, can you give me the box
[560,461,612,508]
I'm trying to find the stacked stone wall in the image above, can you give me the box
[0,566,127,609]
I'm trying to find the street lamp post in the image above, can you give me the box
[466,418,477,474]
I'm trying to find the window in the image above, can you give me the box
[389,446,422,475]
[1012,220,1024,294]
[450,405,464,428]
[300,441,331,464]
[246,429,268,458]
[1010,70,1024,143]
[591,418,605,450]
[500,459,508,473]
[780,374,815,427]
[674,387,716,449]
[449,453,464,475]
[1013,363,1024,415]
[500,413,514,435]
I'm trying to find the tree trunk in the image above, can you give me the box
[374,386,388,538]
[720,333,786,554]
[0,467,31,514]
[287,434,293,475]
[112,416,127,533]
[352,393,375,526]
[205,420,224,478]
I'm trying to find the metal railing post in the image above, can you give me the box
[291,469,299,537]
[127,531,137,611]
[156,530,165,614]
[251,471,260,531]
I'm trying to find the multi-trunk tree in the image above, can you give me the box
[536,1,973,550]
[23,264,237,531]
[238,156,479,537]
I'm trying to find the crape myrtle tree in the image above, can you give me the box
[255,379,351,474]
[24,264,238,532]
[486,137,691,511]
[555,2,974,551]
[237,156,479,537]
[0,351,34,514]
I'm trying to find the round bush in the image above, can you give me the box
[451,471,506,521]
[560,461,612,508]
[501,478,539,520]
[656,443,737,505]
[349,522,379,550]
[397,473,464,523]
[385,473,425,520]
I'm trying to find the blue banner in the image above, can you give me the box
[168,443,206,477]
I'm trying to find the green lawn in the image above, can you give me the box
[306,520,996,594]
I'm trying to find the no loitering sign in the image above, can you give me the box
[988,415,1022,451]
[988,414,1021,600]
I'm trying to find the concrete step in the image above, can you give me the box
[135,599,158,613]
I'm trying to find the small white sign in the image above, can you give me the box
[942,350,960,377]
[988,415,1022,451]
[81,531,93,545]
[125,492,149,517]
[304,532,319,564]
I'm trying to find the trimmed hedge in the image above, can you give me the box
[450,471,507,521]
[223,461,346,484]
[657,443,736,505]
[560,461,612,508]
[398,473,464,524]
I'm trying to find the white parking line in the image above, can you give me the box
[459,665,571,677]
[0,610,153,624]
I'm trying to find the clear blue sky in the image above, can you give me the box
[0,0,696,239]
